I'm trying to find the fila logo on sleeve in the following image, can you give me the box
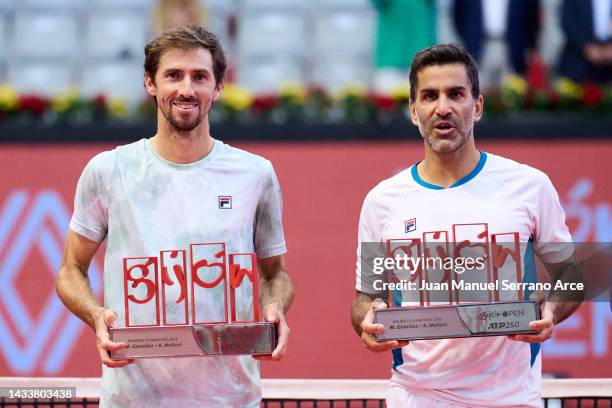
[218,196,232,209]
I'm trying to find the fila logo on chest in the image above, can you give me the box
[404,218,416,233]
[218,196,232,209]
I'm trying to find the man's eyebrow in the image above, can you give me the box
[448,85,467,91]
[161,68,211,73]
[420,85,467,92]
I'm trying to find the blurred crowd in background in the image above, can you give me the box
[0,0,610,123]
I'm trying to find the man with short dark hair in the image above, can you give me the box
[56,25,293,407]
[351,43,579,407]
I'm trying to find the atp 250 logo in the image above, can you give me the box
[0,190,101,374]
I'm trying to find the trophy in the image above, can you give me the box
[373,224,541,341]
[110,243,277,359]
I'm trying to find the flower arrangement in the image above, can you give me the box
[493,73,612,114]
[0,78,610,125]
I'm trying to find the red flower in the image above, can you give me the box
[526,55,548,91]
[368,92,396,112]
[251,94,279,112]
[581,81,604,108]
[90,93,107,110]
[18,94,49,116]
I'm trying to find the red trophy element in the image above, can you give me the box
[110,242,277,359]
[491,233,523,301]
[160,250,188,325]
[453,223,492,303]
[190,243,228,324]
[423,231,454,306]
[124,257,160,327]
[228,253,260,323]
[386,238,424,306]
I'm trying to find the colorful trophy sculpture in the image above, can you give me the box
[110,243,276,359]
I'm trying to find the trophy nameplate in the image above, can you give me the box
[111,323,277,359]
[374,301,540,341]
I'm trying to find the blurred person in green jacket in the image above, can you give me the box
[370,0,437,94]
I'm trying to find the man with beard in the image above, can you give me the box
[56,25,293,407]
[351,44,579,407]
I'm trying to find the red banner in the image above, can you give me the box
[0,140,610,378]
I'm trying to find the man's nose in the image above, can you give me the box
[178,77,195,98]
[434,95,452,117]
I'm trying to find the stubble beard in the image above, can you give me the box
[159,98,208,134]
[421,119,472,154]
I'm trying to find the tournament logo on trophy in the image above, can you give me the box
[373,223,541,341]
[110,242,276,359]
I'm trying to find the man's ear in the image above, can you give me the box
[408,100,419,126]
[144,73,157,97]
[474,94,484,123]
[212,79,225,102]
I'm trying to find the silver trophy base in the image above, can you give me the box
[374,301,540,341]
[110,322,277,360]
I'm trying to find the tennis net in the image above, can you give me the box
[0,378,610,407]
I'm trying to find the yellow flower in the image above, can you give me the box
[220,84,252,110]
[502,74,528,96]
[109,97,129,117]
[51,87,80,112]
[278,81,307,103]
[333,83,367,101]
[555,77,582,100]
[0,84,19,112]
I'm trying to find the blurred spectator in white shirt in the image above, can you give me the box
[453,0,540,89]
